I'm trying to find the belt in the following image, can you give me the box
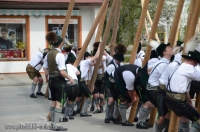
[66,79,78,85]
[109,77,115,83]
[159,84,166,90]
[146,83,157,91]
[49,75,62,78]
[166,91,186,101]
[80,78,84,82]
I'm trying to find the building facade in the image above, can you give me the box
[0,0,102,73]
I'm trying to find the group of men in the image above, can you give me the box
[25,30,200,132]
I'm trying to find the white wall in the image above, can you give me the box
[0,16,46,73]
[0,6,100,73]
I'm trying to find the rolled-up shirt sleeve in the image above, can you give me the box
[56,53,66,70]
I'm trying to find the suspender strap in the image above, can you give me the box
[150,62,164,75]
[167,67,179,91]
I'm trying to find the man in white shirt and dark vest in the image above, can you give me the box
[165,40,200,132]
[104,43,126,124]
[26,48,50,98]
[111,64,138,126]
[43,32,74,131]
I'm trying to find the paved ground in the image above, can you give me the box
[0,74,154,132]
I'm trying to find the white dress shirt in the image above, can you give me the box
[159,53,182,86]
[122,71,135,90]
[80,59,92,79]
[167,63,200,93]
[29,52,43,71]
[65,64,78,80]
[106,59,119,75]
[43,48,66,71]
[148,57,170,87]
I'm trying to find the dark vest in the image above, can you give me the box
[47,49,61,77]
[104,60,120,87]
[115,64,138,80]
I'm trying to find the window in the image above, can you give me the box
[0,16,29,61]
[46,16,82,49]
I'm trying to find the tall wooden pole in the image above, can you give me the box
[142,0,165,126]
[95,5,108,42]
[168,0,185,47]
[89,0,118,92]
[128,0,150,123]
[73,0,109,67]
[168,0,185,132]
[183,0,195,48]
[142,0,165,67]
[141,0,160,43]
[109,0,122,54]
[173,19,181,46]
[61,0,75,39]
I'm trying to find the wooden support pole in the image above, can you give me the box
[61,0,75,39]
[183,0,195,46]
[109,0,122,54]
[168,111,180,132]
[185,0,200,43]
[141,0,165,126]
[142,0,165,66]
[197,93,200,112]
[141,0,160,43]
[173,19,181,46]
[89,0,118,92]
[145,19,149,34]
[73,0,109,67]
[128,0,150,123]
[168,0,185,47]
[95,5,108,42]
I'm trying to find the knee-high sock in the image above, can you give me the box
[94,98,99,105]
[190,122,200,132]
[180,121,189,132]
[105,104,112,118]
[31,83,37,94]
[50,107,55,122]
[54,108,62,125]
[113,101,120,119]
[100,97,104,106]
[76,100,81,111]
[155,123,165,132]
[68,102,76,115]
[48,87,51,98]
[81,99,91,114]
[64,103,74,118]
[109,104,114,118]
[163,118,170,132]
[135,102,142,118]
[92,98,95,106]
[138,106,151,123]
[118,104,127,123]
[37,83,43,93]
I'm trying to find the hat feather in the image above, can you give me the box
[149,40,159,50]
[46,31,58,44]
[185,33,200,53]
[172,46,181,55]
[38,47,44,53]
[115,43,127,55]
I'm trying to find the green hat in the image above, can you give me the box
[67,53,76,63]
[176,40,183,46]
[113,54,124,61]
[52,36,63,46]
[156,43,170,55]
[182,50,200,63]
[84,52,92,59]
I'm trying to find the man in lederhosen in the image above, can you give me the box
[165,39,200,132]
[104,43,127,124]
[111,64,139,126]
[79,44,100,117]
[43,32,74,131]
[156,46,182,132]
[134,49,159,128]
[136,40,173,129]
[62,53,80,122]
[26,48,49,98]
